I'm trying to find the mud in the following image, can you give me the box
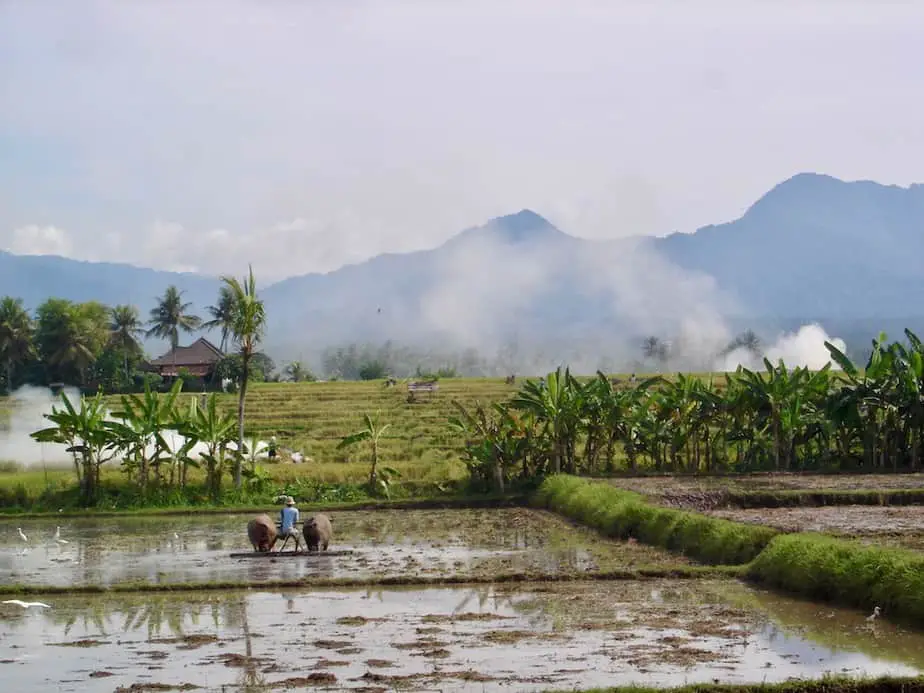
[705,505,924,545]
[610,473,924,497]
[0,508,690,588]
[1,581,923,691]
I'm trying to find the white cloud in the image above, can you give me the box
[1,0,924,276]
[4,225,73,257]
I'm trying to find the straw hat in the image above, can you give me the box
[285,496,296,506]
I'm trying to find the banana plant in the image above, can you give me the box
[110,378,185,490]
[338,413,394,494]
[31,390,122,504]
[174,392,237,500]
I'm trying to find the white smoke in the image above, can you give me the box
[412,221,740,375]
[0,385,270,469]
[412,218,847,375]
[716,323,847,372]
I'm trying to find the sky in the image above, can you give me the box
[1,0,923,280]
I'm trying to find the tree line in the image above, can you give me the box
[23,267,267,501]
[451,329,924,491]
[0,277,275,395]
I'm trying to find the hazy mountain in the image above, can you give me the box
[655,173,924,319]
[3,172,924,362]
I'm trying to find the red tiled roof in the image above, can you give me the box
[148,336,225,367]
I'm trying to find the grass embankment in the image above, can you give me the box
[557,676,924,693]
[748,533,924,623]
[0,493,528,520]
[0,565,743,597]
[538,475,924,625]
[0,463,478,514]
[533,475,778,565]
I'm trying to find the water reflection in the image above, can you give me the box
[0,582,922,692]
[0,508,645,587]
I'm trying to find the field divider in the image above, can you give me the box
[0,565,743,596]
[0,494,531,520]
[532,475,778,566]
[535,475,924,627]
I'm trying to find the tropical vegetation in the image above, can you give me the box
[0,281,276,395]
[452,329,924,491]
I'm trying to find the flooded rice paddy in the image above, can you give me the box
[0,508,691,588]
[3,506,922,690]
[2,580,922,692]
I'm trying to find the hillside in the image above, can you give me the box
[654,173,924,318]
[2,173,924,363]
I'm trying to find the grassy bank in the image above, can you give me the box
[0,492,529,520]
[748,532,924,623]
[0,455,470,511]
[538,475,924,626]
[532,475,778,565]
[559,676,924,693]
[0,565,744,596]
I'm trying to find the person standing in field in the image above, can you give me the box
[278,496,302,551]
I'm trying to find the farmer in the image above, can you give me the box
[267,435,278,460]
[278,496,303,551]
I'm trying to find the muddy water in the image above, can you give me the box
[0,508,690,587]
[1,579,921,692]
[706,506,924,548]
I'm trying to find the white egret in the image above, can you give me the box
[53,527,69,545]
[2,599,50,609]
[17,528,27,542]
[867,606,881,621]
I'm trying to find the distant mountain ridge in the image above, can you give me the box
[3,173,924,359]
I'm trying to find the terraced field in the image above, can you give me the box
[206,379,517,466]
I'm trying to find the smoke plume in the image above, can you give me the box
[0,385,270,470]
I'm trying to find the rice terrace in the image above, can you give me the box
[3,334,924,693]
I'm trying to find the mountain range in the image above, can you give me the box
[2,172,924,362]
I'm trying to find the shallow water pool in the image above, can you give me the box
[0,579,920,692]
[0,508,690,587]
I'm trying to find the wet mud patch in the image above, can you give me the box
[705,505,924,542]
[270,672,337,687]
[611,473,924,498]
[0,507,688,589]
[5,581,924,691]
[51,638,108,647]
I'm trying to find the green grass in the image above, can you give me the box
[0,565,742,597]
[748,532,924,623]
[532,475,778,565]
[535,475,924,627]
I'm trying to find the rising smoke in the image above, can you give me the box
[410,217,847,376]
[0,385,271,470]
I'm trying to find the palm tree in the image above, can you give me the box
[0,296,34,393]
[202,286,236,353]
[146,286,201,368]
[34,299,108,385]
[220,266,267,488]
[283,360,309,382]
[642,336,668,366]
[109,305,144,383]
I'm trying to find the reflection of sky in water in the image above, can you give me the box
[0,510,605,587]
[0,587,921,693]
